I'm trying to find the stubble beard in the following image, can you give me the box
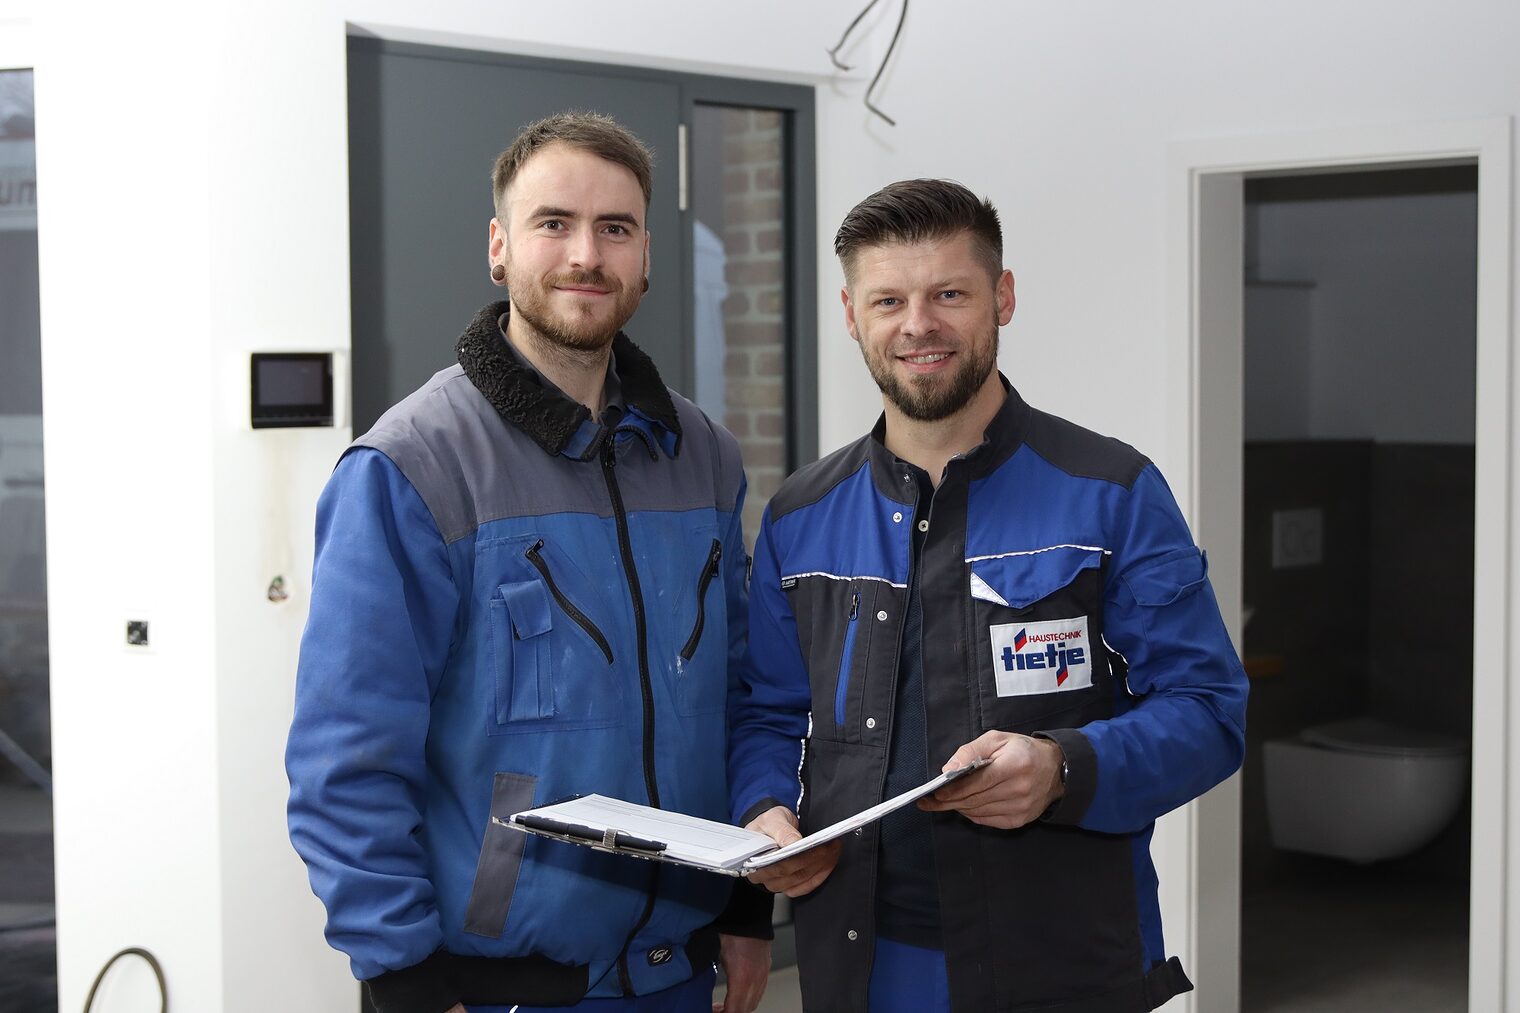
[507,263,644,355]
[862,318,1000,422]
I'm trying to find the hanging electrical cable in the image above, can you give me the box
[82,947,167,1013]
[826,0,911,126]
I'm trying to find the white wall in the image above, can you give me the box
[12,1,1520,1010]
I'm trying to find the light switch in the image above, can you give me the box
[1272,508,1324,569]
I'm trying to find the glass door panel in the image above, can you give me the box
[0,65,55,1012]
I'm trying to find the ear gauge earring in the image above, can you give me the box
[490,264,507,284]
[642,277,650,293]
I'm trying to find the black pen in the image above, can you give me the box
[512,814,668,854]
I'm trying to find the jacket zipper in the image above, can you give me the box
[678,539,723,663]
[523,539,614,665]
[601,434,661,994]
[833,590,861,727]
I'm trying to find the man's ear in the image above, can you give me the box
[488,217,508,278]
[997,269,1016,326]
[841,286,860,343]
[643,230,651,280]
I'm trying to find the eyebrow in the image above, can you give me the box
[528,205,642,228]
[863,277,976,300]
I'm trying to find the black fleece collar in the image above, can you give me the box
[455,301,682,458]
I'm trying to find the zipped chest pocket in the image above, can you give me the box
[669,536,726,716]
[484,534,623,734]
[784,577,891,742]
[834,591,861,727]
[679,539,722,663]
[526,539,613,664]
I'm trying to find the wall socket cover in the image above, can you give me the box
[1272,507,1324,569]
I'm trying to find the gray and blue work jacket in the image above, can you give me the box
[287,303,761,1012]
[728,380,1248,1012]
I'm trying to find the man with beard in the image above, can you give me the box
[727,179,1248,1012]
[287,113,771,1013]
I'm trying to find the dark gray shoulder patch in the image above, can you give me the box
[766,437,874,522]
[665,387,745,514]
[1022,409,1150,489]
[351,364,504,543]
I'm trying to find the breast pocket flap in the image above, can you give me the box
[969,547,1104,609]
[499,580,553,639]
[1122,548,1208,607]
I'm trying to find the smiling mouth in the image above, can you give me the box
[900,352,951,365]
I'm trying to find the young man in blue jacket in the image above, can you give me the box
[286,113,771,1013]
[729,179,1248,1012]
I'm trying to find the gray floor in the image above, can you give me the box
[1241,857,1467,1013]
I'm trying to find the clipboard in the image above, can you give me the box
[496,759,991,876]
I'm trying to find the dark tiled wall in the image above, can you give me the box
[1367,443,1475,739]
[1240,440,1474,886]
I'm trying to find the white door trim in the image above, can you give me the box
[1165,116,1513,1013]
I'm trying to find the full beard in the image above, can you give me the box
[863,324,1000,422]
[508,267,643,352]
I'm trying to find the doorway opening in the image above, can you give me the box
[1237,165,1476,1012]
[1173,117,1509,1013]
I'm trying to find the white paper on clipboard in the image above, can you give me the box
[502,758,992,875]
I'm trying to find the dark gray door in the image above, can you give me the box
[347,39,682,433]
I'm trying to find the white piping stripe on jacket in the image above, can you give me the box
[780,570,908,589]
[964,543,1111,564]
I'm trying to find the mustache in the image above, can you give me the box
[547,270,621,292]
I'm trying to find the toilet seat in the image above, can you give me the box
[1301,717,1468,758]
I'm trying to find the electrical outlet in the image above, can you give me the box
[1272,508,1324,569]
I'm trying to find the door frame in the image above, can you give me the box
[1165,116,1513,1012]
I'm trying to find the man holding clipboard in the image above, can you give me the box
[727,180,1248,1012]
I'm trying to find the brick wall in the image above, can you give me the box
[718,108,788,550]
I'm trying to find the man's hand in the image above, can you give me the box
[742,805,840,898]
[712,933,771,1013]
[918,731,1065,829]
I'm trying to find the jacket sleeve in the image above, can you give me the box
[285,448,462,1004]
[711,473,776,938]
[727,506,812,826]
[1039,463,1248,834]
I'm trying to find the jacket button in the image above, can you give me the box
[865,717,876,729]
[876,610,888,621]
[847,929,859,941]
[917,519,929,533]
[892,511,903,523]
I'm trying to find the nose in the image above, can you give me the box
[566,225,604,271]
[901,297,939,339]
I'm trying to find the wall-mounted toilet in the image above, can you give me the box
[1263,716,1469,864]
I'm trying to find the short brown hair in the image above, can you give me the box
[491,111,654,219]
[834,179,1003,285]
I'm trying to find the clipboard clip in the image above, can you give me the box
[501,813,669,855]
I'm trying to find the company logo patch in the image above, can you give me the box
[647,946,674,966]
[989,616,1093,697]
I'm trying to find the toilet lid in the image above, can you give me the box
[1301,717,1468,758]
